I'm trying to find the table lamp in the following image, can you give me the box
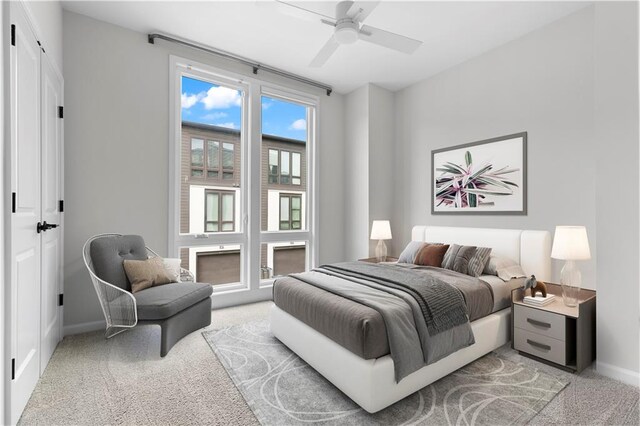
[370,220,392,263]
[551,226,591,307]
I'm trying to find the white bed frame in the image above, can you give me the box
[270,226,551,413]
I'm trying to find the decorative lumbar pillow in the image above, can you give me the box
[398,241,426,263]
[414,243,450,267]
[123,257,174,293]
[467,247,492,277]
[162,258,182,282]
[442,244,477,275]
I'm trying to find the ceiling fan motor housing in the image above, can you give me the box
[334,20,359,44]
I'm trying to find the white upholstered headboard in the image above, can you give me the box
[411,226,551,281]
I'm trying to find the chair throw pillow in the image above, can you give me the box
[123,257,174,293]
[442,244,477,276]
[414,243,450,267]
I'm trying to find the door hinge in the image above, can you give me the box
[11,192,16,213]
[11,359,15,380]
[59,200,64,212]
[58,106,64,119]
[10,24,15,46]
[58,294,64,307]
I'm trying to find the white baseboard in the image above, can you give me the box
[63,320,105,336]
[596,361,640,387]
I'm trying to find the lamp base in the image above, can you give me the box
[375,240,387,263]
[561,260,581,307]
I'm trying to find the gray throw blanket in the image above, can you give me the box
[320,262,468,336]
[289,262,478,382]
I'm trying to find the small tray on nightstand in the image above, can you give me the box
[511,282,596,373]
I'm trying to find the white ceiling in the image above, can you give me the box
[62,1,591,94]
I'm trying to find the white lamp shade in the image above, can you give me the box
[551,226,591,260]
[370,220,392,240]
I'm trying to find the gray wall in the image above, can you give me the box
[393,6,597,288]
[593,1,639,383]
[344,85,369,260]
[393,4,639,383]
[62,11,345,330]
[344,83,396,260]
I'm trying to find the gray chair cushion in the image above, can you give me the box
[90,235,148,291]
[134,283,213,320]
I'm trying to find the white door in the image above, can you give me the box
[9,6,42,423]
[39,53,63,374]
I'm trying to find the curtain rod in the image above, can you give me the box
[148,33,333,96]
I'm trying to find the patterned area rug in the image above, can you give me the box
[203,321,568,426]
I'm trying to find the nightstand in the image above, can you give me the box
[358,256,399,263]
[511,282,596,373]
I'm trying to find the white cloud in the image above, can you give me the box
[201,86,242,110]
[289,118,306,131]
[215,122,237,129]
[181,92,202,109]
[262,101,273,110]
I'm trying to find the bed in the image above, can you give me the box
[270,226,551,413]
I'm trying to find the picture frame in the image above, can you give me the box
[431,132,527,215]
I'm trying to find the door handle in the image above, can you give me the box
[37,221,59,233]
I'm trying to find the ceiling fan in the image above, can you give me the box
[274,0,423,67]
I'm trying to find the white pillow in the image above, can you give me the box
[162,258,182,282]
[483,255,526,281]
[397,241,426,263]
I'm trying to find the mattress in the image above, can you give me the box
[272,270,524,360]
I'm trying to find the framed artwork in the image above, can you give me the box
[432,132,527,215]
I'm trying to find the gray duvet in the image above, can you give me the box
[284,262,494,382]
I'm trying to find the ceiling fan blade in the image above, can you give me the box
[274,1,335,23]
[347,1,380,22]
[359,24,422,54]
[309,36,340,67]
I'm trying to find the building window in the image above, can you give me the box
[268,149,301,185]
[191,138,234,180]
[279,194,301,230]
[268,149,279,184]
[205,190,235,232]
[191,138,204,177]
[207,141,219,178]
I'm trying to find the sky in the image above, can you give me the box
[181,76,307,142]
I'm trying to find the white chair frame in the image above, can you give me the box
[82,233,195,339]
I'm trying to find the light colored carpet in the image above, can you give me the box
[203,320,568,425]
[19,301,640,425]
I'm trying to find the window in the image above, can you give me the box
[207,141,219,178]
[172,58,317,301]
[191,138,234,180]
[205,190,235,232]
[266,149,301,186]
[268,149,279,184]
[279,194,301,230]
[191,138,204,177]
[222,142,234,179]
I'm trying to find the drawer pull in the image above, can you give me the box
[526,318,551,328]
[527,339,551,351]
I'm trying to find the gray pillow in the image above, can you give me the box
[398,241,425,263]
[442,244,477,275]
[468,247,492,277]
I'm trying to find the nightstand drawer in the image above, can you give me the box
[514,304,566,341]
[514,329,566,365]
